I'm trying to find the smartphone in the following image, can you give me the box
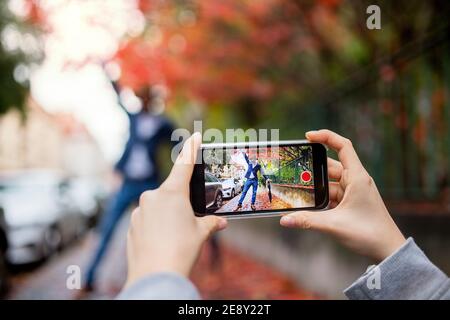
[190,140,329,218]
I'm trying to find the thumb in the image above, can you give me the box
[280,210,333,233]
[162,132,201,193]
[197,215,228,239]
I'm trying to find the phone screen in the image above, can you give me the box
[191,142,328,216]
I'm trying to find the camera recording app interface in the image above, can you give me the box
[203,145,315,214]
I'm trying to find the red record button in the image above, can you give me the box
[300,170,312,183]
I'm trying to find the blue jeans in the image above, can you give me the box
[238,178,258,205]
[85,179,157,288]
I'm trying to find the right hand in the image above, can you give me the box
[280,129,406,263]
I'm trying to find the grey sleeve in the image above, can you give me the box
[116,272,201,300]
[344,237,450,300]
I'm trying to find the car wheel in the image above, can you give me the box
[214,192,223,209]
[231,189,235,198]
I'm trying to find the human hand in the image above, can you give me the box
[280,129,406,263]
[125,133,227,287]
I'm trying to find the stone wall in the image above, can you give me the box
[270,184,314,208]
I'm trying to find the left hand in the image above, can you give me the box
[125,133,228,288]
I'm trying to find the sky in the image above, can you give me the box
[9,0,147,162]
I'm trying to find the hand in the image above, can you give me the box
[125,133,227,287]
[280,129,406,263]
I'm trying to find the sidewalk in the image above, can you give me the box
[217,186,292,213]
[191,239,317,299]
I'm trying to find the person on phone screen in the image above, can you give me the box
[79,74,175,296]
[116,131,449,300]
[234,151,268,212]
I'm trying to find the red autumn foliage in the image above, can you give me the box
[191,242,318,299]
[116,0,334,105]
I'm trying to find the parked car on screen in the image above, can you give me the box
[220,178,242,199]
[205,172,223,210]
[0,170,87,265]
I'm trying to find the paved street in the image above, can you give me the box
[6,213,316,300]
[191,240,317,299]
[7,216,130,300]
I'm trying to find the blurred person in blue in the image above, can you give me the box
[80,75,175,294]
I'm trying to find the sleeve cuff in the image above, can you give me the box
[116,272,201,300]
[344,237,450,300]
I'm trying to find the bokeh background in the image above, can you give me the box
[0,0,449,299]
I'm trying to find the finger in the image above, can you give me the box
[197,215,228,239]
[329,181,344,203]
[280,210,334,233]
[162,132,202,192]
[130,207,140,227]
[327,157,343,181]
[306,130,362,170]
[328,200,339,209]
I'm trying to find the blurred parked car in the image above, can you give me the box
[205,172,223,210]
[220,178,242,199]
[0,207,8,295]
[0,170,87,265]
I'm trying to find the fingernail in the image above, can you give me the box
[218,218,227,230]
[305,130,317,138]
[280,215,294,227]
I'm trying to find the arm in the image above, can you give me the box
[110,79,131,116]
[102,64,131,116]
[117,273,200,300]
[344,238,450,300]
[243,151,250,165]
